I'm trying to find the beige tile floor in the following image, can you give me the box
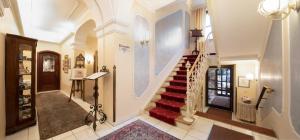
[5,92,278,140]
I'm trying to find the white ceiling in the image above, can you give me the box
[17,0,87,43]
[208,0,271,60]
[191,0,206,9]
[137,0,177,11]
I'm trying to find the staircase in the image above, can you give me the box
[145,54,198,127]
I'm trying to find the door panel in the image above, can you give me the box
[206,65,234,111]
[37,51,60,92]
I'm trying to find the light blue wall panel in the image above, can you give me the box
[289,12,300,135]
[155,10,184,75]
[134,16,150,97]
[260,21,282,115]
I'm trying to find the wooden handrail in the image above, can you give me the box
[256,86,273,110]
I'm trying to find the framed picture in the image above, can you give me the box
[70,68,87,80]
[238,76,250,88]
[63,55,71,73]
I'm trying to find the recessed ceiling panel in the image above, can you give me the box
[17,0,87,43]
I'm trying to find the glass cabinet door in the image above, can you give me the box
[18,44,33,121]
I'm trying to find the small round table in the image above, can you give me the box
[236,101,256,123]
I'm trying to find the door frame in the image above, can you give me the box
[205,65,234,111]
[37,51,61,92]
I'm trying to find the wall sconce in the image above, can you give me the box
[140,31,150,47]
[246,73,254,80]
[258,0,300,20]
[85,54,93,64]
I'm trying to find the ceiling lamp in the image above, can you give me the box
[258,0,300,20]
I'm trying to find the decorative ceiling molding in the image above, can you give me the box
[9,0,24,35]
[0,3,3,17]
[2,0,10,8]
[65,0,79,20]
[0,0,10,17]
[94,19,128,38]
[71,41,86,48]
[220,54,259,61]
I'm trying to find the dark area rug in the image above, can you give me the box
[211,96,230,108]
[36,92,87,139]
[208,125,254,140]
[207,107,232,120]
[99,120,179,140]
[196,108,277,138]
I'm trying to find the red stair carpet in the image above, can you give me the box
[149,55,197,125]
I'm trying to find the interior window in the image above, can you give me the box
[205,11,213,39]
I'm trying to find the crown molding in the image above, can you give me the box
[94,19,129,38]
[0,5,3,17]
[2,0,11,8]
[220,54,259,61]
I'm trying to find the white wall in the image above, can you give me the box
[258,14,300,140]
[36,41,61,53]
[221,60,259,112]
[0,33,7,140]
[96,1,193,125]
[0,8,21,139]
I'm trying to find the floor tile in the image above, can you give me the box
[71,125,89,134]
[183,135,200,140]
[5,128,29,140]
[73,127,99,140]
[144,116,161,126]
[95,123,114,138]
[168,127,188,139]
[231,125,253,136]
[192,120,213,134]
[187,129,209,139]
[253,132,277,140]
[155,121,174,132]
[56,134,76,140]
[213,121,232,129]
[52,131,73,140]
[28,125,40,140]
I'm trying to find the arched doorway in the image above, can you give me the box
[37,51,60,92]
[73,19,98,104]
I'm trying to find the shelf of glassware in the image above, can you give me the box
[18,49,33,121]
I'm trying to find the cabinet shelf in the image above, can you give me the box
[18,73,32,76]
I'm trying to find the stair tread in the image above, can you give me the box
[149,107,180,119]
[169,80,187,83]
[183,55,198,57]
[165,85,186,90]
[174,75,186,77]
[161,92,187,99]
[156,99,185,108]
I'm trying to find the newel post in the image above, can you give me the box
[183,61,194,123]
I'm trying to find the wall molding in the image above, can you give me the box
[94,19,129,38]
[0,0,11,17]
[220,54,259,61]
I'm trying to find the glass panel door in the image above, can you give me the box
[206,65,234,111]
[18,44,33,121]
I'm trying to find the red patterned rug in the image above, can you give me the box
[99,120,178,140]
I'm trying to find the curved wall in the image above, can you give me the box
[134,15,150,97]
[260,21,282,116]
[290,11,300,135]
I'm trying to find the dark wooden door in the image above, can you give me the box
[206,65,234,111]
[37,51,60,92]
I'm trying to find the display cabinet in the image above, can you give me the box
[5,34,37,135]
